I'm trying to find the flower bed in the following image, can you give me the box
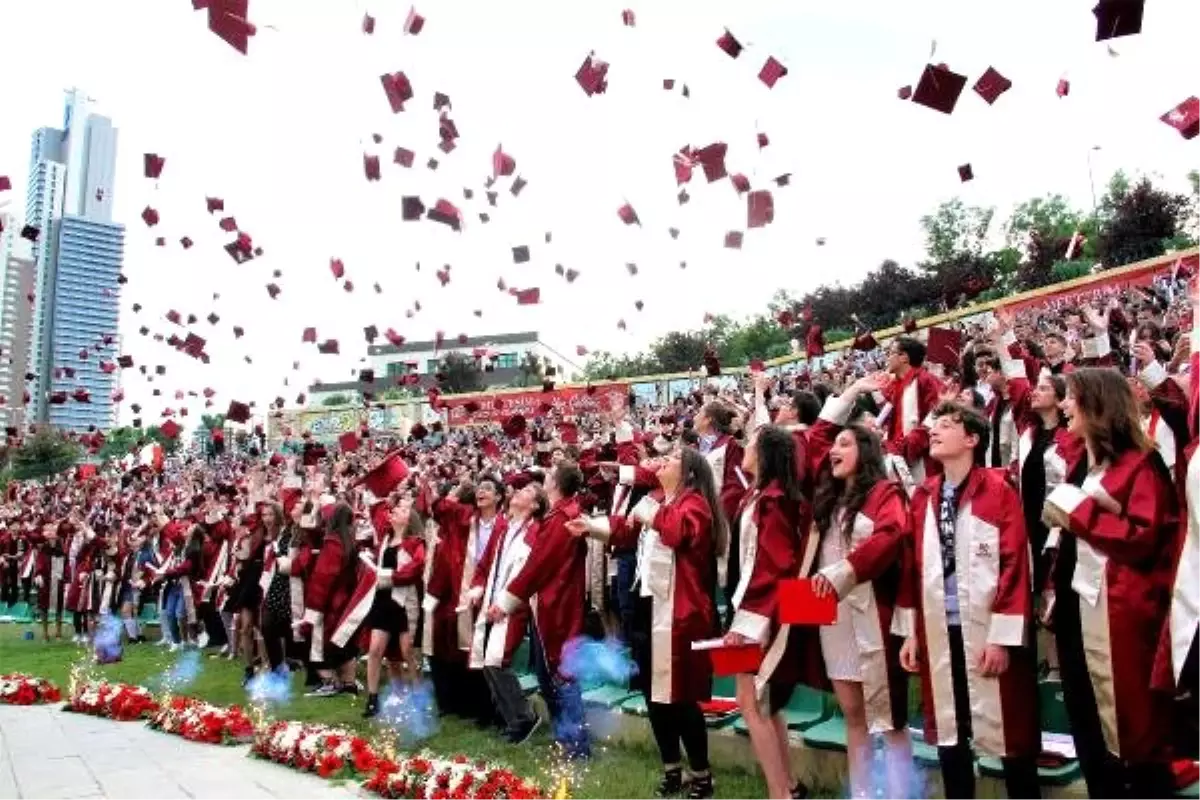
[252,720,543,798]
[147,696,255,745]
[65,680,159,721]
[0,674,62,705]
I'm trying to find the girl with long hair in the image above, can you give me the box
[260,501,306,678]
[301,502,363,697]
[693,401,747,611]
[569,446,723,798]
[1042,367,1180,797]
[363,500,426,718]
[230,507,273,685]
[725,425,811,800]
[810,425,913,797]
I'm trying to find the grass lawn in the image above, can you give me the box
[0,623,769,798]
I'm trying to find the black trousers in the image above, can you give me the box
[200,602,229,649]
[1055,590,1174,799]
[937,625,1040,799]
[646,699,710,773]
[430,656,496,725]
[0,565,17,606]
[262,609,291,670]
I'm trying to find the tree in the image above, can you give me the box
[99,426,141,461]
[1005,194,1082,248]
[1096,175,1192,267]
[200,413,226,432]
[511,352,545,388]
[11,429,81,481]
[380,387,416,401]
[321,394,350,407]
[145,425,182,456]
[435,352,484,394]
[650,331,709,374]
[919,199,996,264]
[719,314,792,364]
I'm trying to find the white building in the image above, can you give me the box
[0,213,36,429]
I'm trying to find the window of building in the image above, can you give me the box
[385,361,406,378]
[426,359,441,374]
[493,352,518,369]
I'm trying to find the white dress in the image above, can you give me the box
[817,512,862,682]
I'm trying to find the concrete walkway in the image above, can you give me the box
[0,704,359,799]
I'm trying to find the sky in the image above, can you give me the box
[0,0,1196,430]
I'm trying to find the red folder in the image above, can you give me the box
[778,578,838,625]
[692,638,763,676]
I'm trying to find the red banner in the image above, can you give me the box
[442,382,628,426]
[1001,253,1195,313]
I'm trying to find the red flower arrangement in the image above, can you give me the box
[253,720,543,798]
[65,680,159,721]
[147,696,255,745]
[0,674,62,705]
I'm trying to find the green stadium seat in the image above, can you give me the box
[518,673,539,694]
[619,694,739,728]
[139,603,160,626]
[801,712,848,752]
[1177,780,1199,799]
[1038,680,1071,735]
[582,685,636,709]
[732,685,833,735]
[977,756,1080,786]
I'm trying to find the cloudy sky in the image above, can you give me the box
[0,0,1195,428]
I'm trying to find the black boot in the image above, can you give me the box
[656,767,683,797]
[686,772,713,799]
[362,693,379,719]
[790,780,809,799]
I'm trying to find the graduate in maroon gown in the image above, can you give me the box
[896,401,1040,799]
[1042,368,1180,798]
[299,503,362,696]
[487,461,589,759]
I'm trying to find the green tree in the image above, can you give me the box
[321,394,351,407]
[919,198,996,264]
[98,426,141,461]
[1096,174,1192,267]
[1004,194,1082,247]
[145,425,182,456]
[380,387,415,401]
[435,352,484,394]
[11,428,81,481]
[650,331,709,374]
[719,315,792,364]
[510,352,545,388]
[200,413,226,432]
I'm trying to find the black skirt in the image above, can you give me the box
[364,590,409,636]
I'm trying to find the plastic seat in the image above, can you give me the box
[1177,781,1199,799]
[801,713,848,752]
[977,755,1081,786]
[517,673,539,694]
[582,685,636,709]
[732,685,833,735]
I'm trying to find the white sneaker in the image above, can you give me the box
[168,643,181,654]
[157,637,172,647]
[197,631,210,648]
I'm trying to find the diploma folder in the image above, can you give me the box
[778,578,838,625]
[692,638,763,676]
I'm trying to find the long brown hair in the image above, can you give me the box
[1066,367,1153,463]
[677,447,729,560]
[813,425,889,545]
[326,502,358,575]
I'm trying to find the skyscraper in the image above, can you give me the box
[0,213,36,430]
[26,88,124,431]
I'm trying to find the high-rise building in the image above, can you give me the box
[0,214,36,430]
[46,217,123,431]
[25,88,123,431]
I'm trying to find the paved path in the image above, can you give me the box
[0,704,359,799]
